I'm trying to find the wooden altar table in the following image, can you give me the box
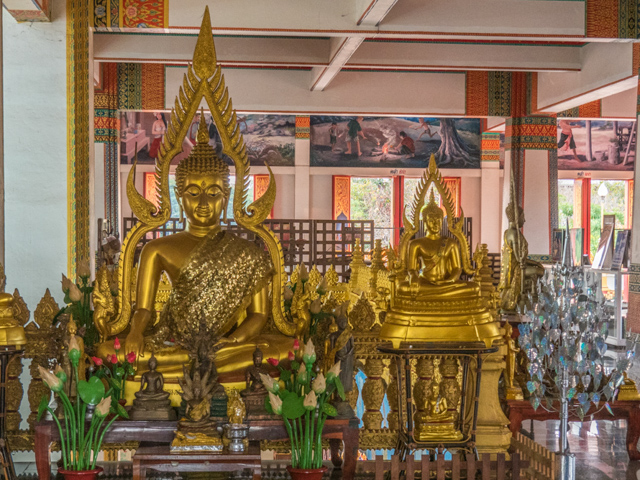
[35,416,359,480]
[506,399,640,460]
[132,441,261,480]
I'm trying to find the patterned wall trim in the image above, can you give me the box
[558,100,602,118]
[529,72,538,115]
[93,0,168,29]
[628,264,640,333]
[586,0,619,38]
[487,71,511,117]
[333,176,351,220]
[5,0,51,22]
[104,143,119,236]
[505,116,557,150]
[466,71,489,117]
[481,132,501,161]
[95,64,119,143]
[67,0,91,277]
[295,116,310,139]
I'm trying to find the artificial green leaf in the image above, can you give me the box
[282,394,305,420]
[77,376,106,405]
[291,361,300,372]
[322,403,337,417]
[335,376,346,401]
[116,400,129,419]
[37,395,49,421]
[106,377,121,391]
[115,366,125,378]
[264,396,274,414]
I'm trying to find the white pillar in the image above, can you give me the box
[523,149,551,255]
[294,137,311,219]
[480,163,502,253]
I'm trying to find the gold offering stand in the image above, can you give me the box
[378,342,498,460]
[0,345,23,480]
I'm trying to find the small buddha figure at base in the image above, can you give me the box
[240,347,269,415]
[130,354,177,421]
[415,382,463,442]
[172,356,223,453]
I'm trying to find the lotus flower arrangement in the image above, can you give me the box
[55,260,100,349]
[37,334,128,477]
[262,339,345,473]
[91,337,136,402]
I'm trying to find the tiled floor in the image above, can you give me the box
[14,419,640,479]
[525,419,640,480]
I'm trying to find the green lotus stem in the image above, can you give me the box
[46,407,68,470]
[57,393,72,467]
[80,402,87,464]
[92,415,119,470]
[309,407,316,467]
[283,417,297,467]
[58,392,76,468]
[80,414,99,469]
[297,417,305,467]
[91,415,107,469]
[305,409,311,468]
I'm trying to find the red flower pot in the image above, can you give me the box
[286,465,328,480]
[58,467,103,480]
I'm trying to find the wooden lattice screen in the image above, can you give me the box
[122,218,374,278]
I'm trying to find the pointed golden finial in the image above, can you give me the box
[196,108,210,144]
[193,6,217,80]
[428,153,438,175]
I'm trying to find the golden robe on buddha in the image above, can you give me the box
[148,230,273,353]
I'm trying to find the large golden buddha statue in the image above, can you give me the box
[379,156,500,347]
[95,9,297,385]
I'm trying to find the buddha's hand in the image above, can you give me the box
[125,331,145,358]
[213,336,237,351]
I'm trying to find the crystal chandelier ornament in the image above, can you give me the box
[517,264,638,480]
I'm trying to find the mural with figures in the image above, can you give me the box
[119,111,295,166]
[557,119,636,171]
[310,116,481,168]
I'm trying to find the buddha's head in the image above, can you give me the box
[175,114,231,227]
[506,202,525,228]
[252,347,263,367]
[422,190,443,235]
[148,353,158,371]
[430,382,440,397]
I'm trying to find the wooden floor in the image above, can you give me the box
[13,419,640,479]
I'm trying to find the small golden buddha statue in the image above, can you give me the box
[498,201,545,313]
[98,118,293,378]
[415,381,463,442]
[380,155,501,347]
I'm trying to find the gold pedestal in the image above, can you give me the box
[380,306,501,348]
[618,375,640,401]
[474,340,511,453]
[506,386,524,401]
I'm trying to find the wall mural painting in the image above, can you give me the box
[310,116,481,169]
[557,119,636,171]
[119,111,296,167]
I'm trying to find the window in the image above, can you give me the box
[590,180,627,259]
[350,177,393,246]
[404,178,440,214]
[558,179,575,229]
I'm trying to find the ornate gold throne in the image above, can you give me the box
[379,156,501,347]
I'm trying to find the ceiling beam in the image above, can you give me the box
[310,0,399,91]
[357,0,400,26]
[310,37,364,91]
